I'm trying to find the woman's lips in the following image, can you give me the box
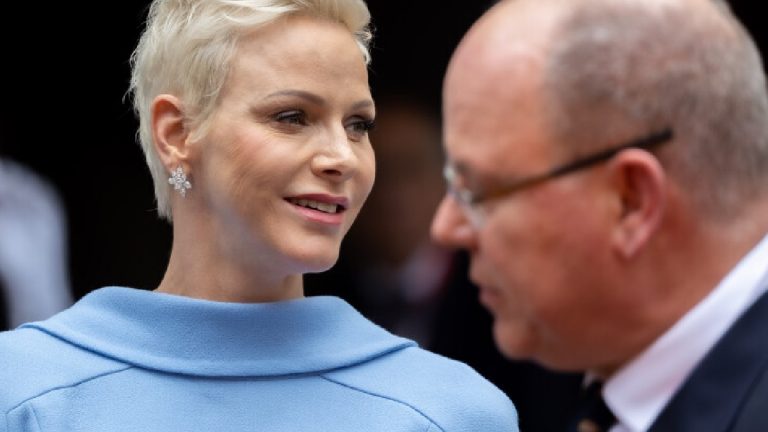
[285,194,348,226]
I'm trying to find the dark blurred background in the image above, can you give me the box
[1,1,765,430]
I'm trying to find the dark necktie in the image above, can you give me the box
[568,380,617,432]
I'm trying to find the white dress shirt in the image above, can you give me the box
[604,233,768,432]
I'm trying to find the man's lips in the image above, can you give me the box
[478,284,501,310]
[470,266,501,310]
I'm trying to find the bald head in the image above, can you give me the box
[444,0,563,121]
[447,0,563,73]
[445,0,768,220]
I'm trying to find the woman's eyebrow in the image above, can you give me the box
[265,89,326,106]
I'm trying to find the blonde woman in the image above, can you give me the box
[0,1,518,431]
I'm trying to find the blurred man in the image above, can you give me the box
[432,0,768,430]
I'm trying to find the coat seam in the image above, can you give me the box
[7,365,133,414]
[320,374,445,432]
[29,404,42,432]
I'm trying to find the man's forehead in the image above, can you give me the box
[442,111,556,187]
[442,76,561,188]
[443,65,552,159]
[443,18,552,135]
[446,31,547,91]
[441,0,568,179]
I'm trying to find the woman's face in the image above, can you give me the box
[192,15,375,275]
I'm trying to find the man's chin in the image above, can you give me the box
[492,319,537,361]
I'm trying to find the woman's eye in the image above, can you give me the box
[346,118,375,140]
[274,110,307,125]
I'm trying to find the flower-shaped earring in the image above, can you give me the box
[168,166,192,197]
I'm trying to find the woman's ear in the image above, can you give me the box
[608,149,667,259]
[151,94,191,172]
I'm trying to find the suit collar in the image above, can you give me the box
[650,286,768,430]
[604,233,768,431]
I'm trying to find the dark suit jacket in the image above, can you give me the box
[650,286,768,431]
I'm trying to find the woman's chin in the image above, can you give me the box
[292,249,340,275]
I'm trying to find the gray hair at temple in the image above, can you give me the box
[544,0,768,220]
[128,0,372,220]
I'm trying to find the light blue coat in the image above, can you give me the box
[0,287,518,431]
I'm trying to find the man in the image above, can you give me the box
[431,0,768,430]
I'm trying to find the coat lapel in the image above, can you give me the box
[650,289,768,431]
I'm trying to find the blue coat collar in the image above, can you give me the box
[24,287,415,377]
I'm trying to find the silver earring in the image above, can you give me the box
[168,166,192,197]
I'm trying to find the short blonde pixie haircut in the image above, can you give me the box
[128,0,373,220]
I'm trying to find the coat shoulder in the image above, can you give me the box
[324,345,519,431]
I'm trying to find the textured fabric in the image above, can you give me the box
[0,287,518,431]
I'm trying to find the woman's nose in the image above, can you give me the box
[311,129,358,182]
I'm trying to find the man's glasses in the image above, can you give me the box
[443,128,674,228]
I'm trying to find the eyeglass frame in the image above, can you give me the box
[443,128,674,226]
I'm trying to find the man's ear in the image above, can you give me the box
[607,149,667,259]
[151,94,191,172]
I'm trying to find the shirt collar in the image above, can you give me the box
[604,233,768,432]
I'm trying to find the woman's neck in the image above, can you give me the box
[155,214,304,303]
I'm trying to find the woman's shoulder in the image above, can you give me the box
[322,344,519,431]
[0,325,128,416]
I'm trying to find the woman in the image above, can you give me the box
[0,1,518,430]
